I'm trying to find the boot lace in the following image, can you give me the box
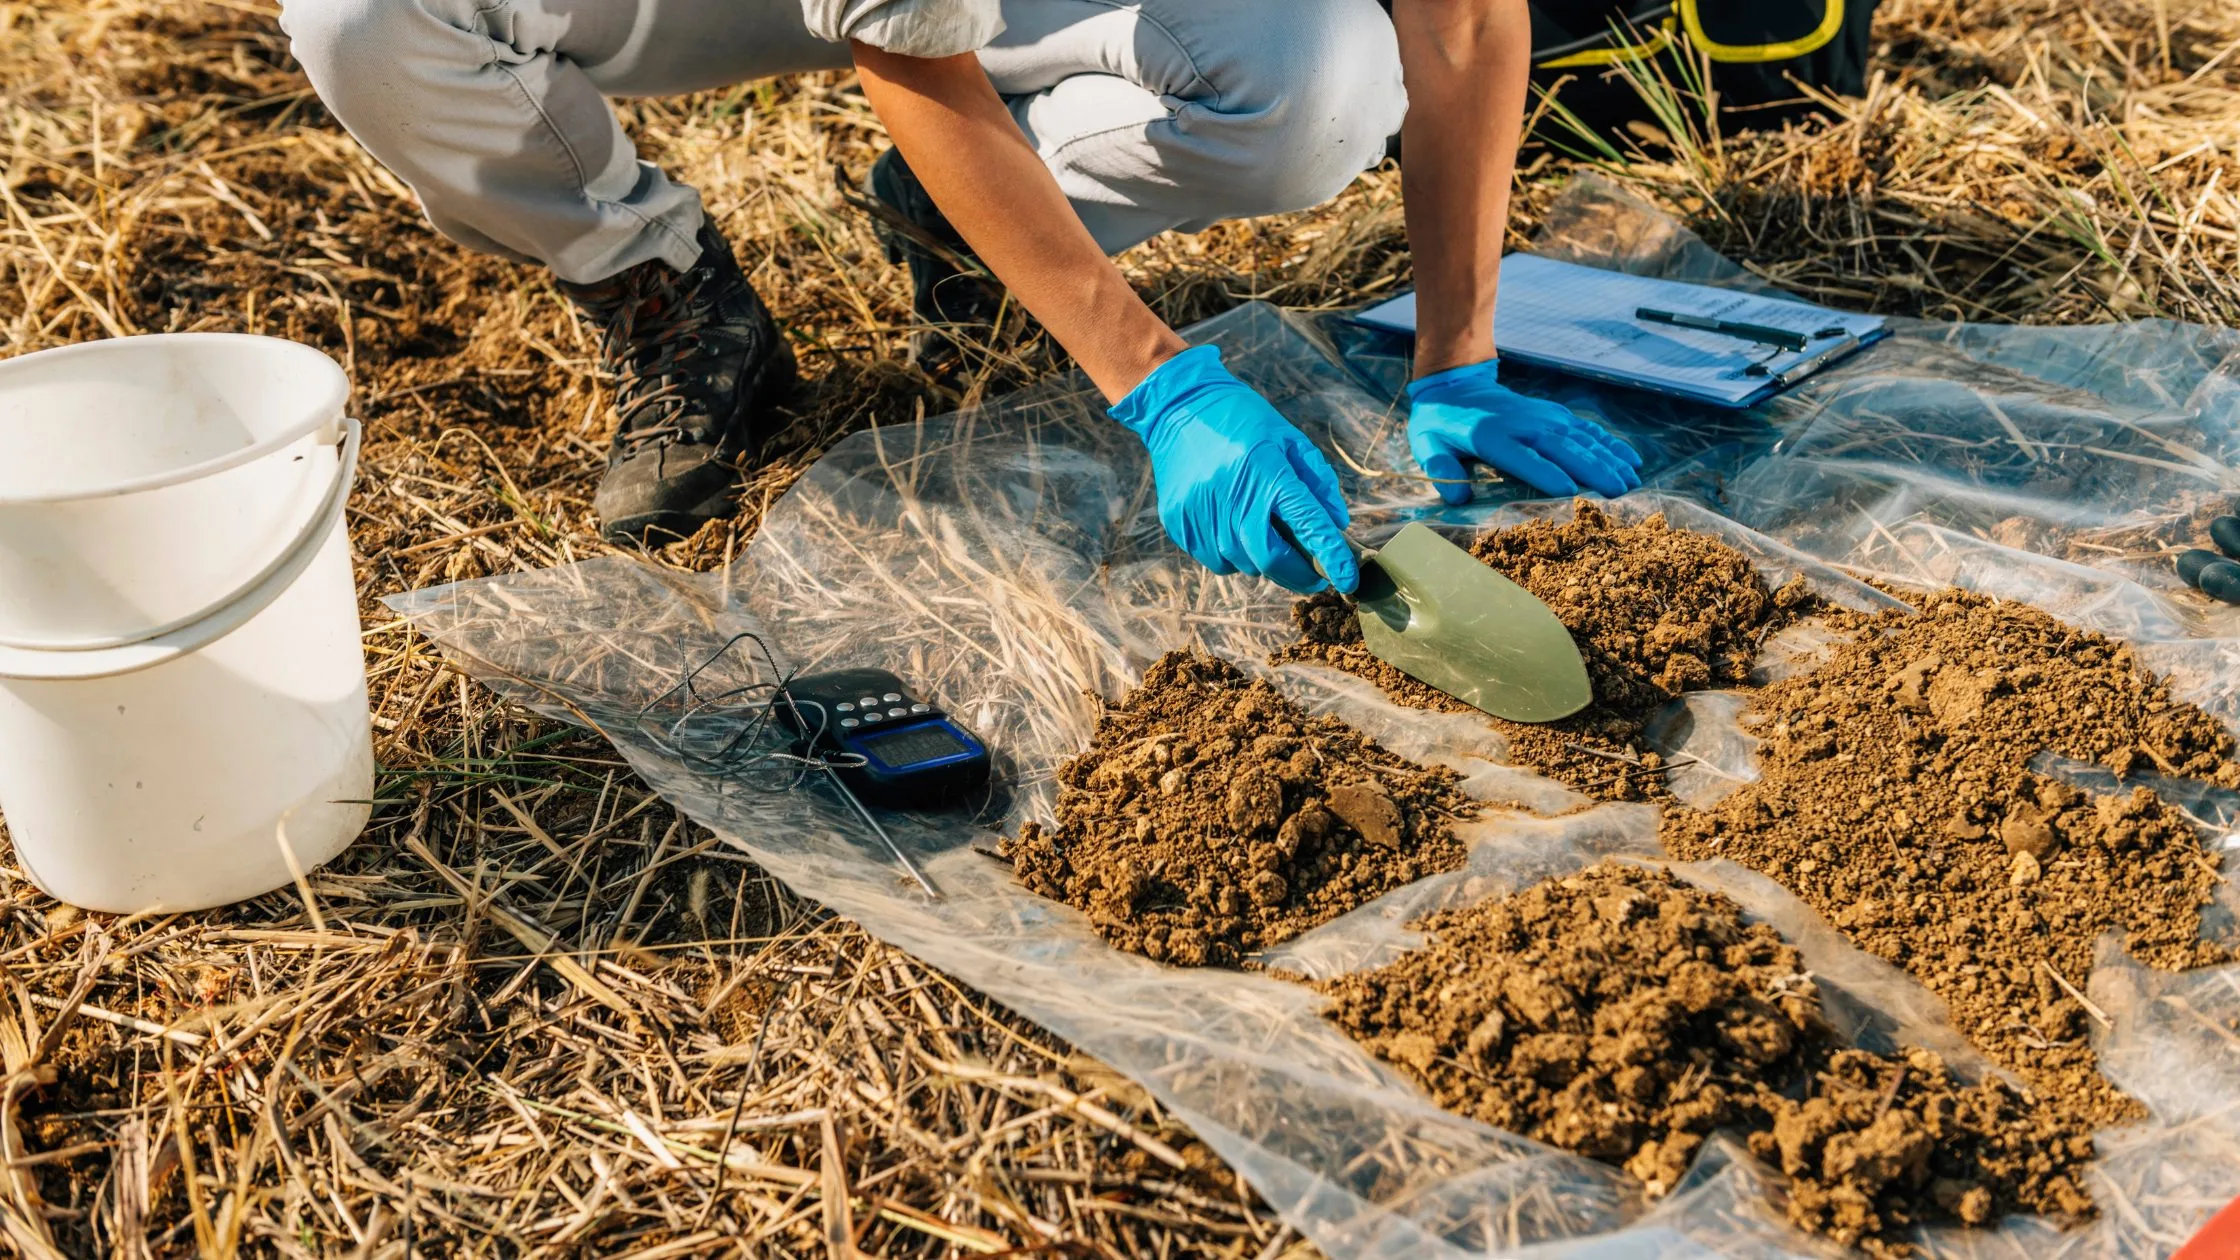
[585,263,716,452]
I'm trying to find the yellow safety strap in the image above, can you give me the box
[1540,17,1676,69]
[1539,1,1845,70]
[1678,0,1845,63]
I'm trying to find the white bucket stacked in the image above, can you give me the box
[0,335,373,913]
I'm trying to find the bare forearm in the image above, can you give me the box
[851,44,1184,401]
[1392,0,1532,378]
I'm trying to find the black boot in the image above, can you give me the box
[861,148,1009,380]
[561,223,795,545]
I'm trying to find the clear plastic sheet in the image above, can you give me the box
[390,177,2240,1256]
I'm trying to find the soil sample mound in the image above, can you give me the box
[1002,652,1473,966]
[1277,503,1810,801]
[1665,590,2240,1128]
[1764,1046,2093,1249]
[1323,864,1824,1192]
[1470,502,1799,699]
[1322,863,2095,1253]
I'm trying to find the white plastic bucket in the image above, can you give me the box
[0,334,373,914]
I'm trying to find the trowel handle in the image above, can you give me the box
[1270,519,1401,607]
[1270,518,1371,585]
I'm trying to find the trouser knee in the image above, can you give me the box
[279,0,480,130]
[1190,0,1408,218]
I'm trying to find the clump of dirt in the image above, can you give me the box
[1322,863,2096,1254]
[1665,589,2240,1128]
[1276,503,1811,801]
[1001,652,1474,966]
[1471,503,1801,698]
[1764,1046,2094,1249]
[1323,865,1824,1195]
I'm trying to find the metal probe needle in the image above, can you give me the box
[823,764,939,898]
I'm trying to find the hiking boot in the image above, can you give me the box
[561,222,795,545]
[861,147,1008,379]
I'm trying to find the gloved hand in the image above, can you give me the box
[1407,359,1643,504]
[1111,345,1359,595]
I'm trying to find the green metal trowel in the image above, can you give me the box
[1302,522,1593,723]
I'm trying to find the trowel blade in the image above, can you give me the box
[1354,522,1593,723]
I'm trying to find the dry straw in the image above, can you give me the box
[1,0,2235,1253]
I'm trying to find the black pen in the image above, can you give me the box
[1635,306,1808,353]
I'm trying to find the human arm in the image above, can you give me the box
[1390,0,1531,378]
[850,43,1358,591]
[1389,0,1642,501]
[849,44,1183,402]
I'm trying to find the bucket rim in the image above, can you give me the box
[0,333,349,506]
[0,418,360,678]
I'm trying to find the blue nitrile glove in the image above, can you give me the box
[1407,359,1643,504]
[1111,345,1359,595]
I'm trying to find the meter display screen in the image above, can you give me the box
[860,723,971,768]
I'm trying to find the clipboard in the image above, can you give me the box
[1355,254,1889,408]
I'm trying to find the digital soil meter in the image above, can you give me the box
[776,668,990,810]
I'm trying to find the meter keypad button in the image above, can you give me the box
[861,711,883,724]
[858,696,880,709]
[835,702,854,713]
[839,717,860,730]
[882,692,902,704]
[909,703,930,714]
[886,707,908,719]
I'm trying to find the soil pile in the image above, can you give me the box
[1468,504,1801,698]
[1766,1046,2094,1249]
[1002,652,1473,966]
[1277,504,1810,800]
[1665,590,2240,1127]
[1323,865,1824,1196]
[1322,863,2096,1253]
